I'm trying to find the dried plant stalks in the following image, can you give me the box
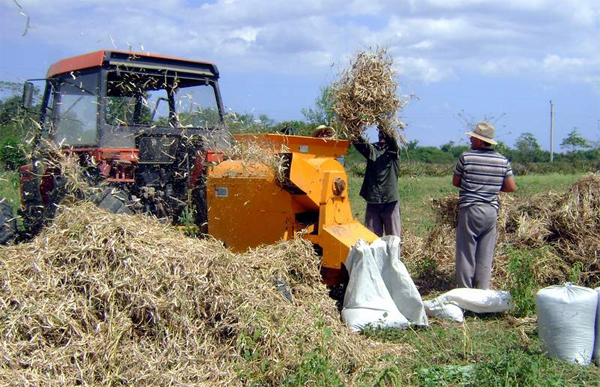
[332,47,406,140]
[404,172,600,295]
[220,136,289,182]
[0,202,408,385]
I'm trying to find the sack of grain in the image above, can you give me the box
[594,287,600,366]
[342,236,427,332]
[536,283,597,365]
[423,299,464,323]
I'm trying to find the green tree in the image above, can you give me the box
[1,81,40,170]
[514,132,541,163]
[560,128,590,153]
[407,146,455,164]
[301,86,335,125]
[225,111,277,134]
[440,141,469,158]
[272,120,313,136]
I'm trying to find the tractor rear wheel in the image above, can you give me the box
[0,199,17,245]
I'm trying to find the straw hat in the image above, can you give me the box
[466,121,497,145]
[312,125,336,138]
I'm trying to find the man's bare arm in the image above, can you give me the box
[452,173,461,188]
[501,176,516,192]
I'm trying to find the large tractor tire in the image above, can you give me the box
[90,187,134,215]
[0,199,17,245]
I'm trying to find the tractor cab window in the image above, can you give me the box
[174,80,221,128]
[53,72,99,146]
[106,70,221,129]
[106,71,162,126]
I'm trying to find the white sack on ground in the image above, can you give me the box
[428,288,513,314]
[341,236,427,332]
[594,287,600,366]
[423,299,464,323]
[536,284,597,365]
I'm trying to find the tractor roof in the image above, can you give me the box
[46,50,219,78]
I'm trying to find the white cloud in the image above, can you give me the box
[229,27,259,43]
[542,54,585,72]
[1,0,598,86]
[394,57,453,83]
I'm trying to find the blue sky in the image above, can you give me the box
[1,0,598,150]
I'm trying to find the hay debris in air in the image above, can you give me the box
[221,136,289,182]
[332,47,406,140]
[0,203,408,385]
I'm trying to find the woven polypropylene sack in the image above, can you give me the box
[423,299,464,323]
[342,237,427,332]
[594,287,600,366]
[342,239,408,332]
[536,284,597,365]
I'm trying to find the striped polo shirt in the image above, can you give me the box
[454,149,513,210]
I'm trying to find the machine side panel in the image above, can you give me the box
[207,174,301,252]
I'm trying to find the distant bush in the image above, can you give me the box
[511,160,600,175]
[0,137,26,171]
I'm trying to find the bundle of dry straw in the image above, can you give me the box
[332,47,406,140]
[0,203,407,385]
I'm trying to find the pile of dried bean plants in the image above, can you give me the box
[0,202,408,385]
[403,172,600,294]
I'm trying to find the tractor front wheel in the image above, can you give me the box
[90,187,134,215]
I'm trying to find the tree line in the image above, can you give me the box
[0,81,598,172]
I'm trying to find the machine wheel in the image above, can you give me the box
[0,199,17,245]
[90,187,134,215]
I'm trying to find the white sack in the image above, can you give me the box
[423,299,464,323]
[342,236,427,332]
[536,284,597,365]
[594,287,600,366]
[376,236,428,325]
[432,288,514,314]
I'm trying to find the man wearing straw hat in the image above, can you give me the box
[453,121,516,289]
[353,130,401,238]
[312,125,336,138]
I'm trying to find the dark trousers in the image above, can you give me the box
[365,201,401,238]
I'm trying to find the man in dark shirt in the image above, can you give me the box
[352,130,401,238]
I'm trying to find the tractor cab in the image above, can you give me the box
[19,51,231,235]
[24,50,229,151]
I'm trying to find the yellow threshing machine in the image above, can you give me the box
[206,134,378,285]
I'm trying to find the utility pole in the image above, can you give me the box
[550,100,555,162]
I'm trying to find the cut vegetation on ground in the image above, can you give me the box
[1,172,599,385]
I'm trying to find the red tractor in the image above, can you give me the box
[1,50,231,242]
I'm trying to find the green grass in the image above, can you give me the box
[359,319,600,386]
[347,172,588,237]
[1,166,599,385]
[510,172,585,198]
[0,170,19,211]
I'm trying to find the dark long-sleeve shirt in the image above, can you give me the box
[353,133,400,204]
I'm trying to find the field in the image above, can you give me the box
[346,171,600,385]
[349,172,588,237]
[1,170,600,385]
